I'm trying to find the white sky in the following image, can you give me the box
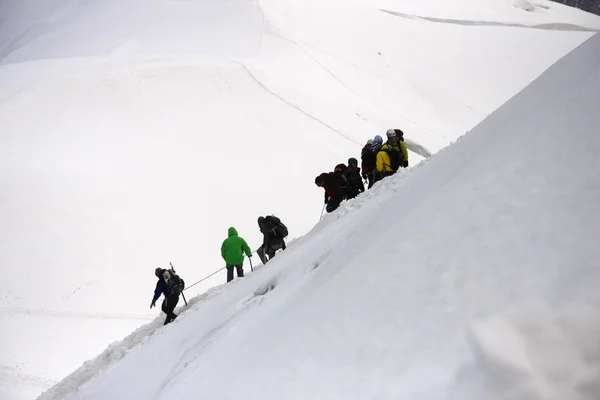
[1,0,599,399]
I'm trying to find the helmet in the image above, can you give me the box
[374,135,383,145]
[348,157,358,166]
[334,163,346,173]
[366,139,374,145]
[388,128,404,139]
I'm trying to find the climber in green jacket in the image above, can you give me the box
[221,226,252,282]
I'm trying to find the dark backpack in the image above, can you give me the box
[323,172,345,198]
[393,129,404,140]
[265,215,288,239]
[384,145,402,172]
[346,166,364,193]
[361,146,376,173]
[162,269,183,295]
[334,164,350,194]
[334,164,348,180]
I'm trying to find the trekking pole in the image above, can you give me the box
[249,256,254,272]
[320,204,326,220]
[169,261,188,306]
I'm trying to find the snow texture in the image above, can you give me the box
[1,0,599,399]
[36,31,600,400]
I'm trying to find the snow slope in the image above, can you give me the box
[1,0,599,398]
[38,32,600,400]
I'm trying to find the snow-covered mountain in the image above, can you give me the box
[1,0,599,399]
[39,31,600,400]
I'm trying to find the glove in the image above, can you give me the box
[150,300,156,309]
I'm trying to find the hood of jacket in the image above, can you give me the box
[228,227,238,237]
[156,268,166,280]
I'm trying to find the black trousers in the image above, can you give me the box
[162,296,179,325]
[373,170,395,185]
[326,197,342,213]
[257,239,286,264]
[226,264,244,282]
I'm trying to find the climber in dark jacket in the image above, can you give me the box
[361,139,377,189]
[315,172,345,213]
[151,267,185,325]
[346,158,365,199]
[257,216,287,265]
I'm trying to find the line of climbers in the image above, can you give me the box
[150,215,289,324]
[315,128,409,213]
[150,129,407,324]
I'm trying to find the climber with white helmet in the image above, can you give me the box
[375,129,409,181]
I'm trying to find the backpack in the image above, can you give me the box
[334,163,348,176]
[334,164,350,194]
[162,269,183,295]
[325,171,345,197]
[384,144,402,172]
[393,129,404,140]
[337,163,361,195]
[265,215,288,239]
[346,165,364,194]
[361,146,376,173]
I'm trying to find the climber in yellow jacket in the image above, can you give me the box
[375,129,408,179]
